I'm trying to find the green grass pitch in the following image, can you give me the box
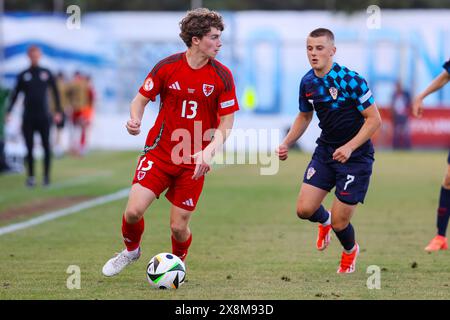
[0,150,449,299]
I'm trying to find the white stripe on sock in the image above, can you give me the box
[322,210,331,226]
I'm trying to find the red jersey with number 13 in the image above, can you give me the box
[138,52,239,168]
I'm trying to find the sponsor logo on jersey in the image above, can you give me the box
[40,71,49,81]
[306,167,316,180]
[329,87,338,100]
[188,88,195,94]
[137,171,146,181]
[220,99,235,109]
[143,77,154,91]
[169,81,181,90]
[203,84,214,97]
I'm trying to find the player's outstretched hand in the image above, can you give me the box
[412,97,424,118]
[276,144,289,161]
[332,145,352,163]
[191,151,211,180]
[126,118,141,135]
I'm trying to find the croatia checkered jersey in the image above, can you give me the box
[138,52,239,167]
[444,59,450,74]
[299,62,375,147]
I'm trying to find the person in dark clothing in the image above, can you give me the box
[0,86,10,173]
[6,45,62,187]
[390,81,411,149]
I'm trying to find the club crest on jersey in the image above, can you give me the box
[137,171,146,181]
[306,167,316,180]
[329,87,338,100]
[203,84,214,97]
[143,77,154,91]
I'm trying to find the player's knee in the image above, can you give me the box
[124,208,144,224]
[331,220,348,232]
[170,222,188,236]
[296,204,315,219]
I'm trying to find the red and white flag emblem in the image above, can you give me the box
[203,84,214,97]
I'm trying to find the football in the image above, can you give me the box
[146,253,186,289]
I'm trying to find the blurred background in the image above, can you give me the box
[0,0,449,170]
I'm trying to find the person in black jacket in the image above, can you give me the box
[6,45,62,187]
[0,86,9,173]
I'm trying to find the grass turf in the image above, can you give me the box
[0,150,448,299]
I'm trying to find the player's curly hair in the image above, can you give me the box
[179,8,224,47]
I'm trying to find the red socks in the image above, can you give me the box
[122,214,192,260]
[171,233,192,261]
[80,127,86,149]
[121,215,144,251]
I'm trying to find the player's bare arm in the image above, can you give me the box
[332,103,381,163]
[276,111,313,161]
[126,92,150,135]
[412,70,450,118]
[192,113,234,180]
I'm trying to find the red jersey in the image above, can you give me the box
[138,52,239,168]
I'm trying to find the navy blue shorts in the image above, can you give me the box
[447,150,450,164]
[302,142,375,205]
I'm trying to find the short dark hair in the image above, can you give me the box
[179,8,224,47]
[309,28,335,43]
[27,45,41,54]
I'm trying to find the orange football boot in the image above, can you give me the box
[424,235,448,252]
[337,243,359,274]
[317,224,332,251]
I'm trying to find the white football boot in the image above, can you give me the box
[102,248,141,277]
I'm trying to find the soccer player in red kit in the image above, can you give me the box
[102,8,239,277]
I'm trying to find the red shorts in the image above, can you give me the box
[72,107,93,125]
[132,152,205,211]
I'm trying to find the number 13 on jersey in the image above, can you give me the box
[181,100,198,119]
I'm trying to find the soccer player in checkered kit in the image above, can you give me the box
[103,8,239,276]
[276,28,382,273]
[412,59,450,252]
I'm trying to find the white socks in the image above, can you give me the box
[125,247,140,258]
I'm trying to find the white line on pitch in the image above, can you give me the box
[0,188,130,236]
[47,171,113,190]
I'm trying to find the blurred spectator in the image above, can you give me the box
[390,81,411,149]
[67,72,93,156]
[0,85,10,173]
[6,45,62,187]
[82,75,96,155]
[48,71,70,157]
